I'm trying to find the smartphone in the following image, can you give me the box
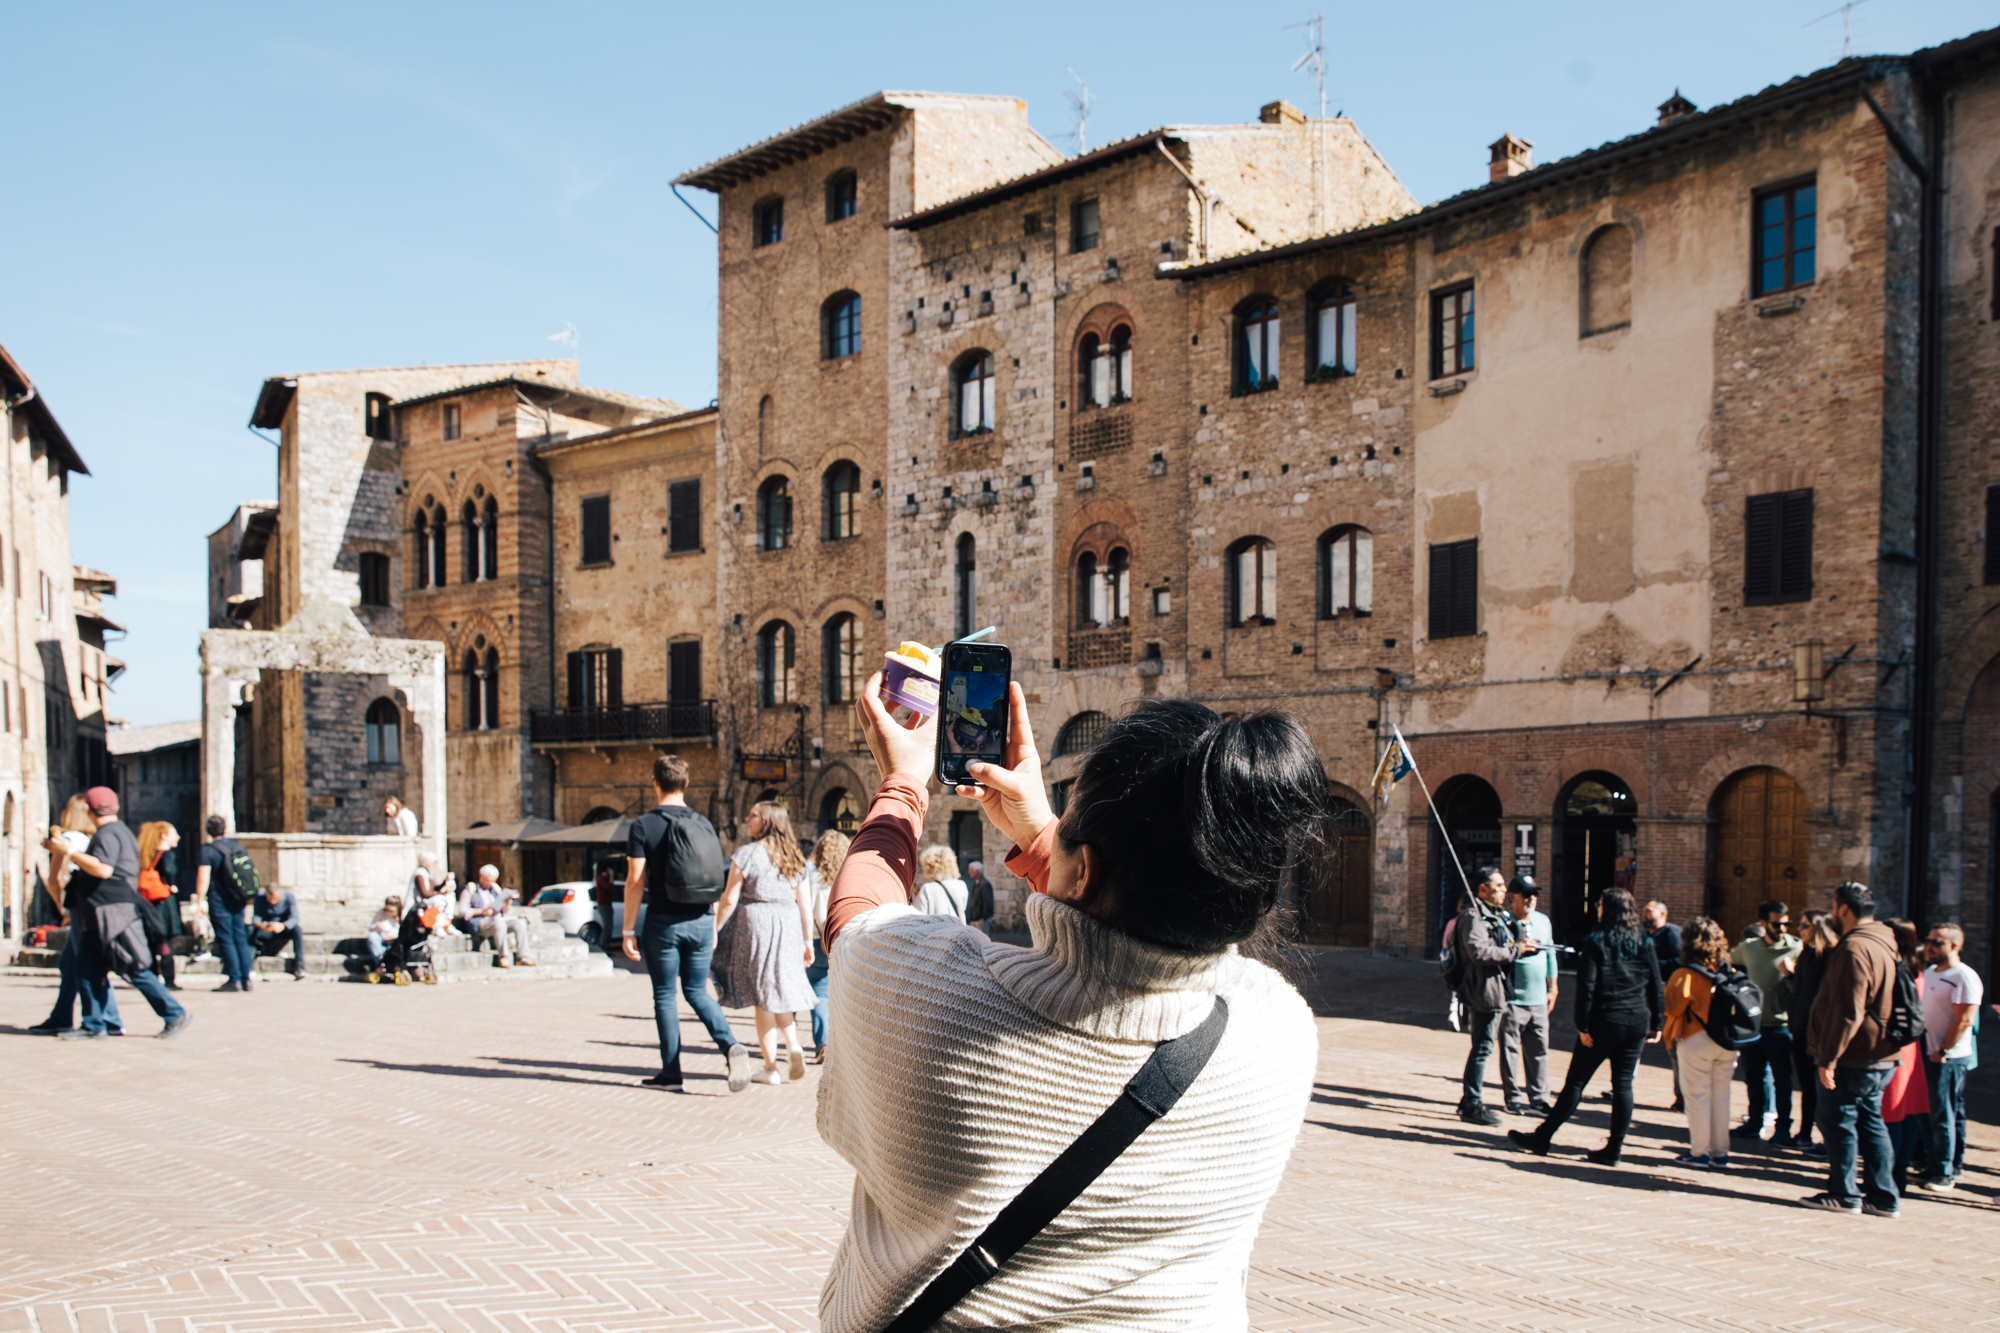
[935,640,1013,787]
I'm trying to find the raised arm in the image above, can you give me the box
[826,673,938,951]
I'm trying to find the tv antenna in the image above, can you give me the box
[548,322,578,351]
[1288,14,1327,122]
[1805,0,1870,59]
[1064,67,1095,154]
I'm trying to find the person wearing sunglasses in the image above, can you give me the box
[1729,900,1802,1146]
[1908,924,1981,1193]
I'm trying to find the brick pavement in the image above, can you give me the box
[1,951,1993,1332]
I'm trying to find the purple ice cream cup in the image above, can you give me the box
[880,646,941,718]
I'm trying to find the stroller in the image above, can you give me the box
[379,901,442,985]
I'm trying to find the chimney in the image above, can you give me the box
[1656,90,1698,128]
[1488,133,1534,182]
[1260,99,1307,126]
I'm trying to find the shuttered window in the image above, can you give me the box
[580,495,611,566]
[567,647,622,711]
[1986,484,2000,586]
[1743,489,1813,605]
[668,639,701,701]
[668,479,701,553]
[1428,539,1478,639]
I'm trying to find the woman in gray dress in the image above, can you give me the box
[714,801,820,1085]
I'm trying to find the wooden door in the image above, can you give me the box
[1710,768,1808,935]
[1301,800,1373,946]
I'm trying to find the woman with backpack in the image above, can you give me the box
[1662,916,1738,1169]
[1508,887,1662,1167]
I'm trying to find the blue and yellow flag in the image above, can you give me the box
[1370,729,1415,803]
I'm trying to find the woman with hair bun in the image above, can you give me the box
[816,676,1325,1332]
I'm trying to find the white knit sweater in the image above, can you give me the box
[817,892,1318,1331]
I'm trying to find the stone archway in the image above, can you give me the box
[1426,774,1502,956]
[1299,781,1372,947]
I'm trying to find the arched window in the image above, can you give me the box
[461,501,479,583]
[412,511,430,589]
[1310,281,1357,381]
[1054,711,1110,758]
[365,698,401,765]
[822,612,860,704]
[758,475,792,551]
[1076,551,1101,627]
[955,534,977,639]
[1229,537,1277,626]
[483,647,500,729]
[953,351,995,435]
[1106,547,1130,621]
[823,461,861,541]
[481,498,499,580]
[1081,326,1135,407]
[1319,525,1373,618]
[462,650,481,730]
[1078,332,1100,405]
[819,787,861,835]
[758,621,796,706]
[1109,325,1133,402]
[1582,224,1634,336]
[823,291,861,359]
[826,170,857,222]
[1236,297,1280,394]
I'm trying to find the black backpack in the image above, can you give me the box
[1690,964,1764,1049]
[636,807,726,905]
[214,837,260,906]
[1882,960,1927,1049]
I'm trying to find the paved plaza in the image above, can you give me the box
[2,950,1994,1332]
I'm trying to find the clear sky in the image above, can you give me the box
[4,0,1990,726]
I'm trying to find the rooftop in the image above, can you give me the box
[0,341,90,476]
[532,405,719,460]
[673,91,1028,192]
[106,719,202,756]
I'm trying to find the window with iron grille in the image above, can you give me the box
[1430,283,1475,379]
[668,478,701,553]
[580,495,612,566]
[1428,538,1478,638]
[1753,180,1815,297]
[1054,711,1109,757]
[1743,489,1813,605]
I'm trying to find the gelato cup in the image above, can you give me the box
[881,641,942,718]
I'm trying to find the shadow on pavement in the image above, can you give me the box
[338,1055,723,1086]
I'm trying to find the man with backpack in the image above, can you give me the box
[1802,881,1903,1217]
[196,814,258,992]
[1729,900,1803,1145]
[620,754,752,1094]
[1450,867,1543,1126]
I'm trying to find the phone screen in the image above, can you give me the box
[936,642,1012,785]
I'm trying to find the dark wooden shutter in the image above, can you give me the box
[1778,489,1813,601]
[581,495,611,565]
[669,640,701,701]
[566,651,583,709]
[1428,544,1451,638]
[1987,485,2000,586]
[669,480,700,553]
[1745,489,1811,605]
[1428,539,1478,638]
[605,648,623,709]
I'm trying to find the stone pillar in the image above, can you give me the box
[387,655,447,867]
[201,662,242,834]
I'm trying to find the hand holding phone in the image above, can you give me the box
[955,681,1054,854]
[936,640,1013,788]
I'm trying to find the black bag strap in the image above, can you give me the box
[879,996,1230,1333]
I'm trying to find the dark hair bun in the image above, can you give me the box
[1059,699,1325,953]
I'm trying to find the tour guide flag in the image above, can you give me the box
[1371,729,1415,803]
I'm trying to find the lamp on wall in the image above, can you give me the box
[1793,639,1826,705]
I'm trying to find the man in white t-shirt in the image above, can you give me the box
[1909,923,1982,1194]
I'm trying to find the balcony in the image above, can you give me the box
[529,700,716,748]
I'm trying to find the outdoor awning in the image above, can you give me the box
[521,816,634,847]
[448,817,572,844]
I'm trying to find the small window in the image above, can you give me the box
[823,462,860,541]
[1428,538,1478,639]
[758,621,796,706]
[758,476,793,551]
[1077,551,1101,627]
[826,170,857,222]
[757,395,774,456]
[1072,199,1101,253]
[483,648,500,730]
[754,196,784,247]
[442,403,461,441]
[823,613,861,704]
[413,511,431,589]
[1054,711,1110,757]
[481,498,499,580]
[1744,489,1813,606]
[358,552,391,607]
[365,698,401,765]
[1320,526,1373,618]
[1236,298,1280,394]
[429,505,447,585]
[955,534,977,639]
[1431,283,1475,379]
[668,639,702,702]
[1753,180,1816,297]
[461,501,480,582]
[580,495,612,565]
[1228,538,1277,626]
[567,647,622,711]
[668,478,701,553]
[1310,282,1357,382]
[1152,587,1170,617]
[823,291,861,359]
[1986,484,2000,586]
[1582,225,1634,335]
[953,352,996,436]
[462,651,484,730]
[364,392,393,442]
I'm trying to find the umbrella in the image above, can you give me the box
[448,817,572,844]
[521,816,635,847]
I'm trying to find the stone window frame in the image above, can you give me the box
[1227,535,1278,627]
[1071,198,1101,254]
[825,169,858,223]
[1233,295,1282,396]
[822,460,862,542]
[822,291,862,360]
[579,493,613,568]
[821,611,861,704]
[357,551,392,608]
[757,619,797,707]
[951,349,997,438]
[758,475,794,551]
[752,195,785,248]
[364,696,403,766]
[1306,278,1358,383]
[1317,524,1374,620]
[1071,528,1133,631]
[1074,304,1136,410]
[411,496,450,589]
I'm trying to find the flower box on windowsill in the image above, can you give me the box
[1309,364,1354,385]
[952,426,993,440]
[1231,377,1279,398]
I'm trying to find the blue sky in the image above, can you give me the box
[4,0,1989,725]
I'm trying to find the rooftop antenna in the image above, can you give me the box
[1064,67,1095,154]
[1286,14,1329,234]
[1804,0,1870,59]
[548,322,578,351]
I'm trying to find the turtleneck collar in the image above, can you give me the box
[985,894,1234,1043]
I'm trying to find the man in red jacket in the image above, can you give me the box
[1801,881,1901,1217]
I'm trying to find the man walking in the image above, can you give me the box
[1453,867,1542,1126]
[1909,924,1982,1194]
[196,815,256,992]
[1499,877,1558,1115]
[249,880,307,980]
[460,865,535,968]
[1803,881,1901,1217]
[1643,900,1681,976]
[53,787,190,1040]
[1731,899,1803,1145]
[621,754,751,1094]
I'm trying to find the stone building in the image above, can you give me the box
[534,406,719,868]
[108,719,201,833]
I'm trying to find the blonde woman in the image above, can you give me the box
[913,845,971,923]
[1663,916,1737,1169]
[807,829,850,1063]
[713,801,819,1084]
[135,821,185,990]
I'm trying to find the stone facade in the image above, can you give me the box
[107,719,202,835]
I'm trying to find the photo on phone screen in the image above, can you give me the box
[937,642,1011,785]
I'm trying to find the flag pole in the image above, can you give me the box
[1387,728,1478,908]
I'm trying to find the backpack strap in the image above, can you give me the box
[878,996,1231,1333]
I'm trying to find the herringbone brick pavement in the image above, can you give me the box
[1,951,1992,1331]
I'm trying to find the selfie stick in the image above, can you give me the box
[955,625,997,644]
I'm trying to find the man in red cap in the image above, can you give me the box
[47,787,189,1040]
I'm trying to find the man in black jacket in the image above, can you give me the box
[1454,867,1542,1126]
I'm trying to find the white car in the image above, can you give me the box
[532,883,597,939]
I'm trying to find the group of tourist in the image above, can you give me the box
[1449,869,1984,1217]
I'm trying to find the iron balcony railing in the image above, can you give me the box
[528,700,716,746]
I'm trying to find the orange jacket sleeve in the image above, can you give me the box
[1003,820,1058,896]
[825,776,927,952]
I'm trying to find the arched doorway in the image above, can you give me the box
[1428,776,1501,956]
[1708,767,1807,937]
[1554,772,1637,945]
[1299,790,1372,946]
